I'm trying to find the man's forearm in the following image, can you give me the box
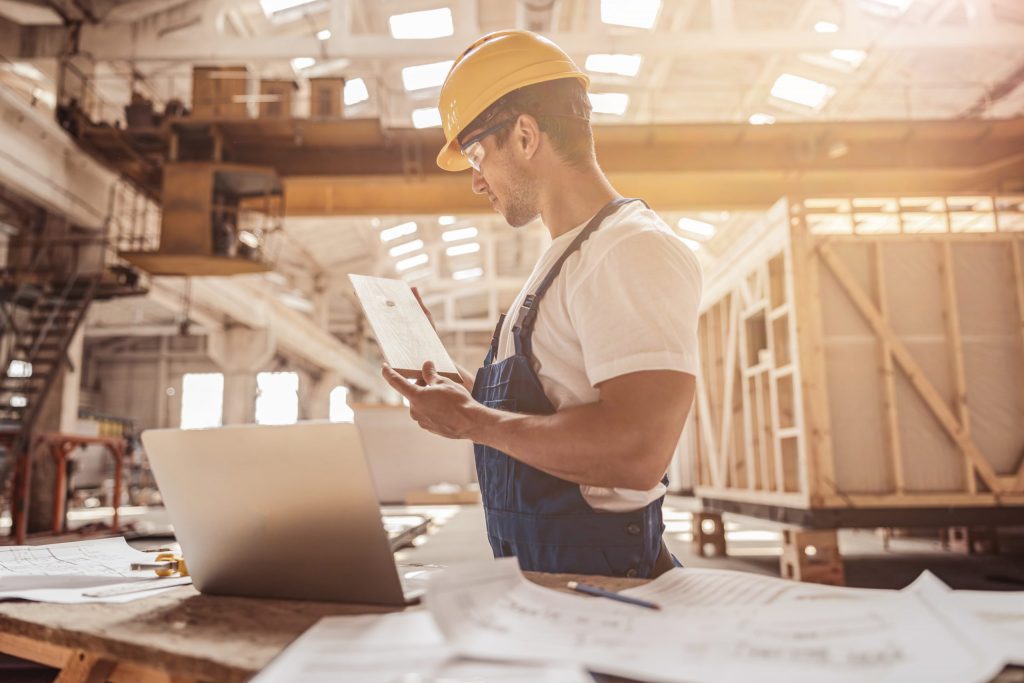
[468,400,674,491]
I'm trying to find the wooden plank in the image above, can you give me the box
[1011,239,1024,493]
[822,491,1024,508]
[55,652,116,683]
[873,242,905,494]
[0,630,69,668]
[349,274,462,382]
[789,208,836,505]
[817,242,1004,493]
[717,294,740,488]
[695,371,721,489]
[736,290,758,491]
[938,239,975,494]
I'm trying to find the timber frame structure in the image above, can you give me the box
[693,194,1024,528]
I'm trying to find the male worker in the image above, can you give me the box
[382,30,702,578]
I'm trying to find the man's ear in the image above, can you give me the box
[514,113,542,161]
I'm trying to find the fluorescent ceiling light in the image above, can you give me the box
[452,267,483,281]
[748,113,776,125]
[438,215,457,226]
[442,226,478,242]
[681,237,701,252]
[344,78,369,106]
[601,0,661,29]
[317,29,331,40]
[260,0,316,15]
[389,7,454,39]
[585,54,643,77]
[446,242,481,257]
[830,49,867,69]
[677,217,716,239]
[770,73,835,109]
[412,107,442,129]
[402,60,454,91]
[814,21,838,32]
[396,253,429,271]
[589,92,630,115]
[389,239,425,257]
[291,57,315,71]
[380,221,417,242]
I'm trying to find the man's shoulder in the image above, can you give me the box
[581,203,695,263]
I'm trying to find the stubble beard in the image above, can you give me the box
[499,163,540,229]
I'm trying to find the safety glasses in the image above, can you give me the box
[459,118,516,172]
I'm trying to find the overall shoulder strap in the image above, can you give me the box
[512,197,648,357]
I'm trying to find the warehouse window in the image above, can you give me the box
[255,371,299,425]
[180,373,224,430]
[329,386,354,423]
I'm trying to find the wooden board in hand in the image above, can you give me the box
[349,274,462,383]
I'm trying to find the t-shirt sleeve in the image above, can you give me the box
[567,229,703,387]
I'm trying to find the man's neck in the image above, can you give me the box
[538,163,619,239]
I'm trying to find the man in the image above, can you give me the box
[382,30,702,578]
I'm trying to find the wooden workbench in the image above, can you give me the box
[0,573,641,683]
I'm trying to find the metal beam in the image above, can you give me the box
[20,23,1020,63]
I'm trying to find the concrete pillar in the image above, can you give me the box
[208,327,276,425]
[59,325,84,434]
[300,370,341,421]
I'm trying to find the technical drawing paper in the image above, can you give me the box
[904,571,1024,665]
[0,537,191,603]
[252,610,591,683]
[619,566,892,608]
[425,559,1006,683]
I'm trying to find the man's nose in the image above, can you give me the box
[470,169,488,195]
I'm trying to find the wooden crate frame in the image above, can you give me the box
[692,195,1024,518]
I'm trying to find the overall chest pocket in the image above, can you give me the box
[477,398,518,509]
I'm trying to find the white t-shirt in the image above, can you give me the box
[495,200,703,512]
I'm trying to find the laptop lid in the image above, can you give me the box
[141,421,407,606]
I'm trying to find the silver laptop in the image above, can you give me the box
[141,421,426,606]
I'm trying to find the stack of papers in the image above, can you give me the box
[261,560,1023,683]
[0,537,191,603]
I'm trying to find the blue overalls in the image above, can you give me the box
[471,197,669,578]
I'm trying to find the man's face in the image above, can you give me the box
[462,116,540,228]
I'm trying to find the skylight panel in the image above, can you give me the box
[396,253,429,271]
[601,0,661,29]
[291,57,315,71]
[452,267,483,280]
[860,0,914,17]
[317,29,331,40]
[389,7,454,39]
[446,242,481,257]
[677,218,716,239]
[589,93,630,116]
[814,21,838,32]
[748,113,776,125]
[380,221,418,242]
[770,73,835,110]
[585,54,643,77]
[389,239,425,257]
[402,61,455,91]
[830,49,867,69]
[438,215,457,226]
[344,78,369,106]
[442,226,478,242]
[412,107,442,128]
[260,0,317,15]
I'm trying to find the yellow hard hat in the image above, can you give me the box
[436,30,590,172]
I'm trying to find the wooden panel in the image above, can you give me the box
[309,77,345,119]
[350,275,462,382]
[259,80,294,119]
[191,66,248,119]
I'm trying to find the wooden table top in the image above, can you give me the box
[0,572,644,682]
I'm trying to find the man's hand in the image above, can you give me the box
[382,360,487,440]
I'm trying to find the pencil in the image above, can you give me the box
[567,580,661,610]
